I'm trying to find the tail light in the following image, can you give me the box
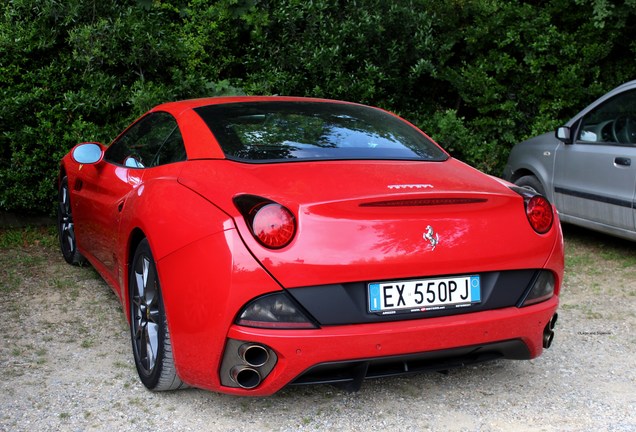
[511,187,554,234]
[525,195,554,234]
[234,195,297,249]
[236,292,317,329]
[519,270,556,306]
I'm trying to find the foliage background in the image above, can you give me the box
[2,0,635,214]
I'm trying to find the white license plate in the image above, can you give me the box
[368,275,481,314]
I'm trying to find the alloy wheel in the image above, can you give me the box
[131,254,161,375]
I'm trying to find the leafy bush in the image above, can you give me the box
[0,0,209,214]
[239,0,636,169]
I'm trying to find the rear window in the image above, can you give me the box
[194,101,447,162]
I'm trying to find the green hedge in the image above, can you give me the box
[2,0,635,214]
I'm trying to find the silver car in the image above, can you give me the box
[503,80,636,241]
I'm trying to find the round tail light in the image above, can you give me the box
[526,195,554,234]
[234,195,297,249]
[251,203,296,248]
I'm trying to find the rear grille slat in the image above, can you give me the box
[360,198,488,207]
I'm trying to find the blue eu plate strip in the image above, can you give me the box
[470,276,481,302]
[369,283,381,311]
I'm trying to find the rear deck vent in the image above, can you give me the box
[360,198,487,207]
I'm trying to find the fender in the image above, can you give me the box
[116,170,235,314]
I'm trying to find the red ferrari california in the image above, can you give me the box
[57,97,563,395]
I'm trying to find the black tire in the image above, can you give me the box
[57,176,86,265]
[129,238,185,391]
[515,175,546,196]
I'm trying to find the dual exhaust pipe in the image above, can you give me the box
[230,344,270,389]
[543,313,558,349]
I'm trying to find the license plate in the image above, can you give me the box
[368,275,481,315]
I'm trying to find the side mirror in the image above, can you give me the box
[72,143,104,164]
[555,126,573,144]
[124,156,145,169]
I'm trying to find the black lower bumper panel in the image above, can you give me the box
[290,339,530,391]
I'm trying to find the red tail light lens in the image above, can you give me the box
[234,195,297,249]
[252,203,295,248]
[511,187,554,234]
[526,195,554,234]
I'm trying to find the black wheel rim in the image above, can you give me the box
[58,180,76,259]
[520,185,539,194]
[131,254,161,376]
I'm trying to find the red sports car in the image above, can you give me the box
[57,97,563,395]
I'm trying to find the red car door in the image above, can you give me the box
[73,161,143,277]
[72,111,184,283]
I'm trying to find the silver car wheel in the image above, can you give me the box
[129,239,185,391]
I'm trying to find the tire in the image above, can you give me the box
[514,175,546,196]
[129,238,185,391]
[57,176,86,265]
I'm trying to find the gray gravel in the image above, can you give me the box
[1,226,635,431]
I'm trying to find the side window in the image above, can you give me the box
[150,126,187,167]
[577,90,636,145]
[105,112,187,168]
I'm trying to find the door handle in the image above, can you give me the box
[614,157,631,167]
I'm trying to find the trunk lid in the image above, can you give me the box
[179,159,558,287]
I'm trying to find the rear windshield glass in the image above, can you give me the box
[194,101,447,162]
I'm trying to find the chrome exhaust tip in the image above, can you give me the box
[543,329,554,349]
[543,313,558,349]
[239,343,270,368]
[219,339,278,389]
[230,366,262,389]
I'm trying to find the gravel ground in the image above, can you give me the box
[1,225,635,432]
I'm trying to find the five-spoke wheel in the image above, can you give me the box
[57,176,85,265]
[129,239,184,391]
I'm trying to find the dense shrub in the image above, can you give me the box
[1,0,200,213]
[2,0,635,214]
[244,0,636,172]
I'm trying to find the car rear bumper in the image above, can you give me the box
[218,295,558,395]
[158,227,562,395]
